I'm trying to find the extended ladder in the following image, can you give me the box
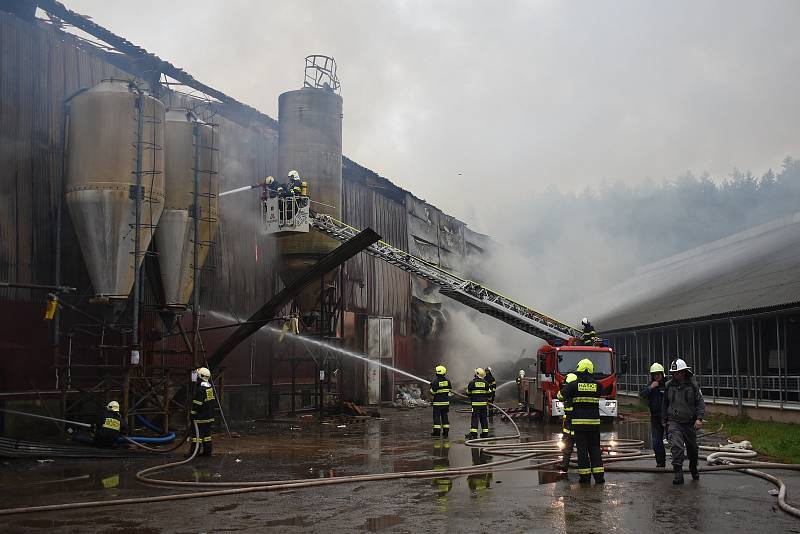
[310,213,581,342]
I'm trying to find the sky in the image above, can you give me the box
[61,0,800,234]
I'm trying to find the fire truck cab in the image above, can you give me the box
[521,341,619,421]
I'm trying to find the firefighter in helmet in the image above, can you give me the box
[557,373,578,472]
[189,367,216,456]
[640,362,667,467]
[663,358,705,484]
[580,317,599,346]
[516,369,525,407]
[558,358,604,483]
[94,400,127,448]
[484,366,497,415]
[429,365,451,437]
[466,368,490,439]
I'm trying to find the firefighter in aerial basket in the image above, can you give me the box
[429,365,451,437]
[559,359,604,483]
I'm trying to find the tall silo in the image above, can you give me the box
[65,80,165,300]
[156,109,219,308]
[276,71,343,313]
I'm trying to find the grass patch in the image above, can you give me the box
[706,415,800,464]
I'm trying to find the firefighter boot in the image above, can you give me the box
[673,465,684,485]
[442,428,449,438]
[689,461,699,480]
[431,428,441,437]
[465,432,478,439]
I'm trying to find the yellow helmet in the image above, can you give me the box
[576,358,594,374]
[197,367,211,380]
[107,400,120,412]
[565,373,578,384]
[650,363,665,374]
[435,365,447,375]
[475,367,486,378]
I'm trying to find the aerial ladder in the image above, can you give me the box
[219,184,582,343]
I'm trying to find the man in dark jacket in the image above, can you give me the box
[466,368,490,439]
[579,318,599,346]
[557,373,578,472]
[662,358,705,484]
[640,362,667,467]
[94,400,126,448]
[485,366,497,414]
[429,365,451,437]
[559,359,604,484]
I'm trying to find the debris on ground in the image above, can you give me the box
[392,384,429,408]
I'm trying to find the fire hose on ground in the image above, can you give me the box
[1,405,799,519]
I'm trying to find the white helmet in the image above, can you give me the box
[581,317,590,326]
[669,359,692,374]
[519,369,525,377]
[265,176,275,185]
[288,170,300,179]
[197,367,211,381]
[107,400,120,412]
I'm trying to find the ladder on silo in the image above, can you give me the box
[309,212,581,343]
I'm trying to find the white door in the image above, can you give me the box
[366,317,393,405]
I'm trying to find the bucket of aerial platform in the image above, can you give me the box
[155,109,219,310]
[276,56,342,313]
[65,79,165,300]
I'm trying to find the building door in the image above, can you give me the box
[366,317,393,405]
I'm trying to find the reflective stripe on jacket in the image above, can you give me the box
[467,378,489,406]
[430,377,452,406]
[559,373,601,429]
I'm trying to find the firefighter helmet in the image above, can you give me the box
[519,369,525,377]
[265,176,275,185]
[581,317,590,326]
[107,400,120,412]
[288,170,300,179]
[475,368,486,378]
[650,362,665,374]
[435,365,447,375]
[197,367,211,380]
[565,373,578,384]
[576,358,594,374]
[669,359,692,374]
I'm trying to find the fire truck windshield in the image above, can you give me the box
[557,350,613,377]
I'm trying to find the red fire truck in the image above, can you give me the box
[519,340,624,421]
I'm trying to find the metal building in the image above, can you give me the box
[597,213,800,420]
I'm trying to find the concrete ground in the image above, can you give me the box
[1,407,798,533]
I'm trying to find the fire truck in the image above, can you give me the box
[519,340,625,421]
[222,184,625,420]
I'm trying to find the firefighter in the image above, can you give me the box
[579,317,599,346]
[287,170,303,196]
[485,366,497,412]
[640,362,667,467]
[429,365,451,437]
[559,358,604,483]
[557,373,578,472]
[262,176,277,200]
[466,368,490,439]
[662,358,705,484]
[189,367,216,457]
[516,369,525,407]
[93,400,126,448]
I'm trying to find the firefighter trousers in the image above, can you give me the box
[470,406,489,436]
[651,417,666,465]
[574,430,604,481]
[560,434,575,470]
[432,406,450,432]
[667,421,697,467]
[190,421,213,456]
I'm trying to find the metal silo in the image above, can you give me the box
[65,80,165,299]
[156,109,218,308]
[277,58,343,312]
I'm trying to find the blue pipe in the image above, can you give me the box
[136,414,165,434]
[124,432,176,444]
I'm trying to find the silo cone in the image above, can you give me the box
[276,87,343,312]
[65,80,165,300]
[156,110,219,309]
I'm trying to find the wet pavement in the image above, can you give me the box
[1,407,799,533]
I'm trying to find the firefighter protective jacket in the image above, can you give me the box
[191,381,216,424]
[429,376,452,406]
[556,388,575,436]
[95,409,125,441]
[485,371,497,399]
[559,372,600,430]
[467,377,489,406]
